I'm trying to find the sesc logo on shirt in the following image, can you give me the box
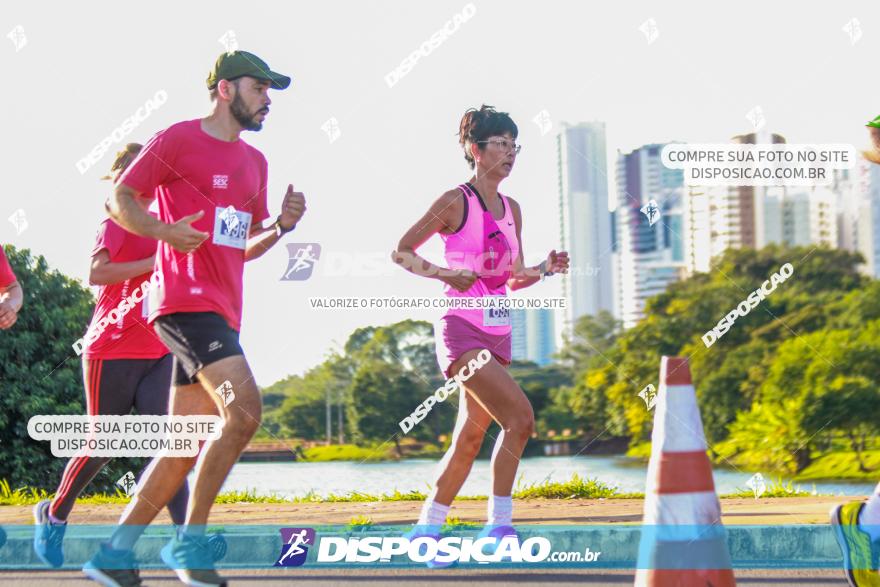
[213,175,229,189]
[213,206,251,250]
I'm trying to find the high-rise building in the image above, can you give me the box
[511,309,527,360]
[510,308,556,366]
[761,187,836,248]
[615,144,686,328]
[835,159,880,277]
[557,123,614,333]
[683,131,785,274]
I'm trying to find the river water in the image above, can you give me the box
[221,455,875,498]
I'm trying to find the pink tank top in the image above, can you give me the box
[441,183,520,334]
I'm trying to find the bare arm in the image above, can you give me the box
[506,198,570,291]
[89,250,156,286]
[244,222,279,262]
[392,190,476,292]
[0,281,23,329]
[506,198,542,291]
[106,183,208,254]
[245,184,306,262]
[106,184,167,240]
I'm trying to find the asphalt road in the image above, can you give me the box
[0,567,850,586]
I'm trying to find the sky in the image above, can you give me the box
[1,0,877,385]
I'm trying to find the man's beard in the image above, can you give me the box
[231,92,265,131]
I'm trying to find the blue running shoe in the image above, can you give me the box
[33,500,66,568]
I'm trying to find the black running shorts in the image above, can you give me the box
[152,312,244,386]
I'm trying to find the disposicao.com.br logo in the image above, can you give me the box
[316,534,553,564]
[275,527,316,567]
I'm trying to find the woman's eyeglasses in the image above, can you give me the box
[477,138,522,155]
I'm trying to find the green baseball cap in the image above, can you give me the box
[206,50,291,90]
[867,114,880,128]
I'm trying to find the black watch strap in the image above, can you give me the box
[276,215,295,234]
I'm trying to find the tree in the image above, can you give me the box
[805,376,880,473]
[0,246,141,492]
[347,361,423,456]
[272,354,352,441]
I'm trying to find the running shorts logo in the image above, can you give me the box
[275,527,315,567]
[213,174,229,189]
[213,206,251,249]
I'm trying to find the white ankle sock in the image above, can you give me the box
[859,483,880,541]
[488,494,513,526]
[417,500,451,526]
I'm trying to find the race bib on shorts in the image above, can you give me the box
[213,206,252,250]
[483,297,510,327]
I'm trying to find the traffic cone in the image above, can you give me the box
[634,356,735,587]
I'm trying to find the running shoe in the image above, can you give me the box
[161,531,227,586]
[831,502,880,586]
[404,524,455,569]
[82,543,143,587]
[173,525,228,562]
[33,499,66,568]
[207,532,228,562]
[475,524,520,559]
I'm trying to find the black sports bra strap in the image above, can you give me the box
[464,182,489,212]
[464,182,506,217]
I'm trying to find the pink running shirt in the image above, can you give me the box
[440,183,520,335]
[118,119,271,331]
[0,248,16,288]
[82,218,167,360]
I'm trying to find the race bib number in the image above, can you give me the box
[213,206,252,250]
[483,306,510,327]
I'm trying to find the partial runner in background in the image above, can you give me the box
[831,114,880,587]
[0,242,24,551]
[0,244,23,330]
[33,144,224,569]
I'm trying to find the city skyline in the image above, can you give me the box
[2,1,876,384]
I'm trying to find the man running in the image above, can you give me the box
[83,50,305,587]
[392,105,569,566]
[831,113,880,587]
[34,144,224,568]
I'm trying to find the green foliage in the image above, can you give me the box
[722,477,814,498]
[212,489,288,504]
[554,244,878,476]
[347,515,373,529]
[290,488,428,503]
[511,474,619,499]
[798,450,880,481]
[302,444,393,462]
[442,516,480,529]
[0,246,146,492]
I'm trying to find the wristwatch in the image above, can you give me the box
[274,215,296,237]
[539,261,554,281]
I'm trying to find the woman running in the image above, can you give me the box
[33,144,223,568]
[392,105,569,559]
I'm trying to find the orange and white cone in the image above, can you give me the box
[634,356,735,587]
